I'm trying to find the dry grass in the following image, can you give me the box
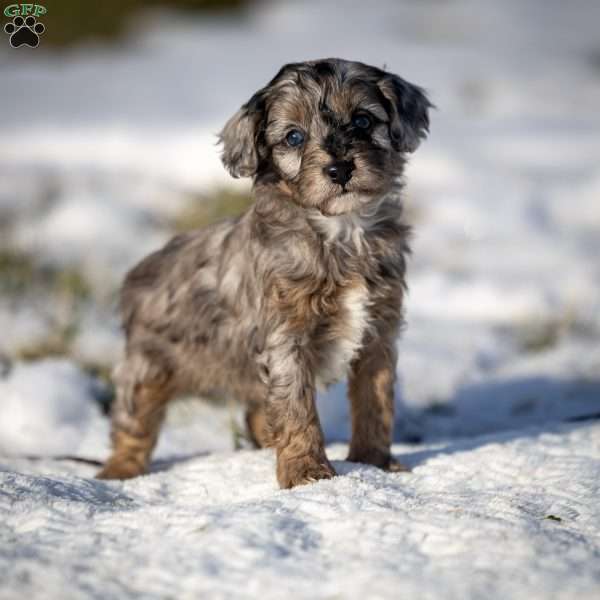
[0,250,91,301]
[172,187,254,233]
[517,309,597,354]
[41,0,252,47]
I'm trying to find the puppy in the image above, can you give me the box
[97,58,431,488]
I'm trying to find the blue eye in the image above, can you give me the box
[286,129,305,147]
[352,114,371,129]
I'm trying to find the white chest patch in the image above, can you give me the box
[316,282,371,389]
[308,211,370,252]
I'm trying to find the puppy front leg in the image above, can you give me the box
[264,337,335,488]
[347,335,409,472]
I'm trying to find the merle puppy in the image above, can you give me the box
[97,58,431,488]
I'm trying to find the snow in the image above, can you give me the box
[0,359,236,462]
[1,424,599,599]
[0,360,102,456]
[1,0,600,597]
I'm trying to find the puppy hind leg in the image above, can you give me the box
[97,355,173,480]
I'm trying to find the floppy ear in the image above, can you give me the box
[378,75,432,153]
[218,91,266,178]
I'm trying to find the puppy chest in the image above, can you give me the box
[315,282,371,388]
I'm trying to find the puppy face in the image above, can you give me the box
[219,59,431,216]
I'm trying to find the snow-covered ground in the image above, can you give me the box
[1,1,600,598]
[2,421,599,600]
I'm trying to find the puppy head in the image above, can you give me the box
[219,59,431,215]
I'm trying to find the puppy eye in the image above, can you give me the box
[352,114,371,129]
[285,129,305,147]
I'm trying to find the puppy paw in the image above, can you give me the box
[277,454,336,489]
[347,448,410,473]
[96,458,146,480]
[386,457,411,473]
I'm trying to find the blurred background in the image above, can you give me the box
[0,0,599,461]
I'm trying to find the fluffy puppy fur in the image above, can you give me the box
[97,58,431,488]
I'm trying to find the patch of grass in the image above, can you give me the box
[172,187,254,233]
[0,251,37,295]
[41,0,252,48]
[516,309,595,354]
[518,319,562,353]
[0,249,92,302]
[14,323,78,362]
[0,250,96,369]
[55,269,92,302]
[0,249,115,414]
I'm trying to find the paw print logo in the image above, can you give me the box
[4,15,45,48]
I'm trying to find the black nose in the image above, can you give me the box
[325,161,353,186]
